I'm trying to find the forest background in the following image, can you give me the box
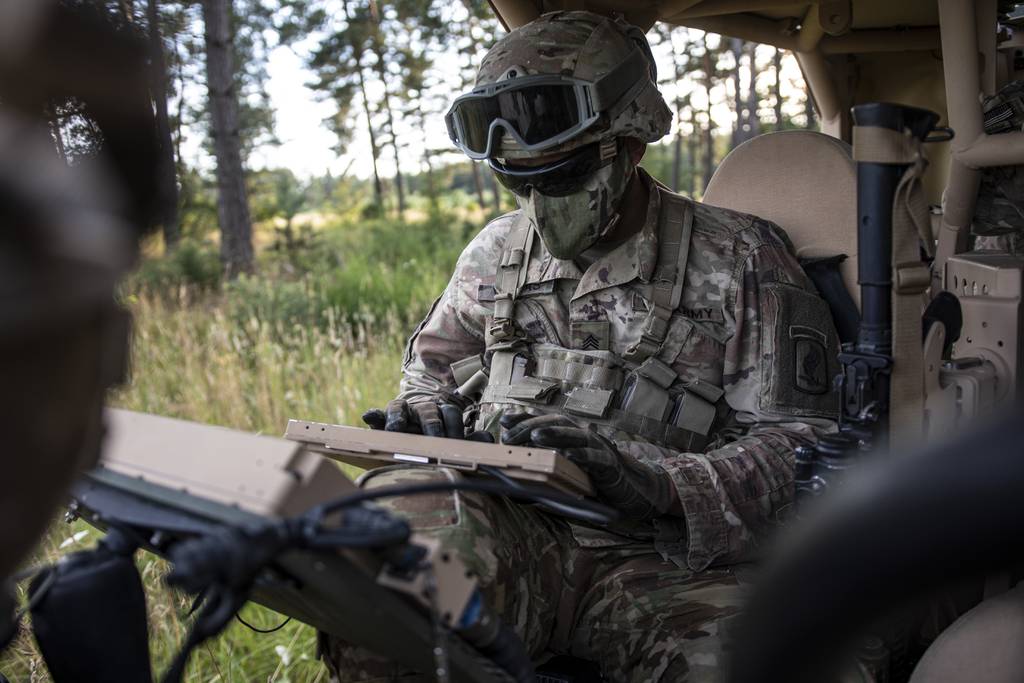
[3,0,817,680]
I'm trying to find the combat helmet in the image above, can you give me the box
[445,11,672,164]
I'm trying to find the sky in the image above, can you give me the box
[220,27,811,182]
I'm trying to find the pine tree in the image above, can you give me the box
[146,0,181,249]
[293,0,450,217]
[743,40,761,141]
[653,25,694,193]
[771,47,784,131]
[201,0,254,277]
[698,31,722,192]
[452,0,503,213]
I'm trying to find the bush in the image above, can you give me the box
[125,208,476,343]
[131,239,222,297]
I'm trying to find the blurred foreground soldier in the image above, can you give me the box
[334,11,839,681]
[0,0,158,651]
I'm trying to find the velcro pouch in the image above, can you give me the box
[619,357,678,421]
[450,355,484,386]
[505,377,559,402]
[682,378,725,404]
[564,387,615,418]
[670,390,717,435]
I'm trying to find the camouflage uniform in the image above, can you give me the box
[325,169,840,682]
[974,79,1024,252]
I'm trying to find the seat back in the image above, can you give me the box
[703,130,860,307]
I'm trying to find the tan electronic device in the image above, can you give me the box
[77,410,510,682]
[284,419,594,497]
[101,408,355,517]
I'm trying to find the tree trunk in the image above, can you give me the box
[772,48,784,131]
[201,0,254,278]
[669,28,684,193]
[423,150,439,214]
[147,0,181,250]
[729,37,744,149]
[744,41,760,139]
[672,126,683,193]
[804,87,816,129]
[174,35,184,168]
[355,59,384,208]
[701,35,716,193]
[371,40,405,216]
[687,121,698,197]
[119,0,134,21]
[470,162,487,208]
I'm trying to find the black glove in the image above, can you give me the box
[501,413,676,520]
[363,399,494,441]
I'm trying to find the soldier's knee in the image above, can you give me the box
[320,631,432,683]
[357,465,463,531]
[356,465,503,590]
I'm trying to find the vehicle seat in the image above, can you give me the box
[909,582,1024,683]
[703,130,860,314]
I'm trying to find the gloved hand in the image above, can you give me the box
[362,399,494,441]
[501,413,677,520]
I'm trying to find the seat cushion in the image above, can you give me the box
[910,583,1024,683]
[703,130,859,307]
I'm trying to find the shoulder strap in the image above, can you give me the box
[490,213,535,341]
[624,190,694,362]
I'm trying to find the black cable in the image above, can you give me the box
[154,476,612,683]
[235,613,291,634]
[310,478,616,526]
[477,465,598,521]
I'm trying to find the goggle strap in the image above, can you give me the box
[590,48,651,112]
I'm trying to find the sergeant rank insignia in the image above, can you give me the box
[571,321,610,351]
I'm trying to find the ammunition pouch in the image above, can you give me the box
[29,528,152,683]
[477,345,721,452]
[474,190,724,453]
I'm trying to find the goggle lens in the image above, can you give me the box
[449,82,586,157]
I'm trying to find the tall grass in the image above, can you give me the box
[1,211,471,682]
[1,294,409,682]
[121,293,407,432]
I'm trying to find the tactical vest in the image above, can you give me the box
[451,190,726,453]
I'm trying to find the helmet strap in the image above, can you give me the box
[598,137,618,163]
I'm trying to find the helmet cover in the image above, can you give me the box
[475,11,672,159]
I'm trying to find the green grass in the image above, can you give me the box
[0,210,469,682]
[1,294,407,683]
[1,293,408,682]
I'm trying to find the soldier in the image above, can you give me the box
[325,10,839,682]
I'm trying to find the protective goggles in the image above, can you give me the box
[445,48,649,160]
[488,139,618,198]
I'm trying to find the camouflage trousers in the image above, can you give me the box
[322,466,746,683]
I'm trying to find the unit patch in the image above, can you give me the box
[571,321,610,351]
[794,337,828,395]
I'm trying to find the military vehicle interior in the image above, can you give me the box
[5,2,1023,682]
[481,1,1024,681]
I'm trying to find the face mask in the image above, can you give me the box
[519,148,632,260]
